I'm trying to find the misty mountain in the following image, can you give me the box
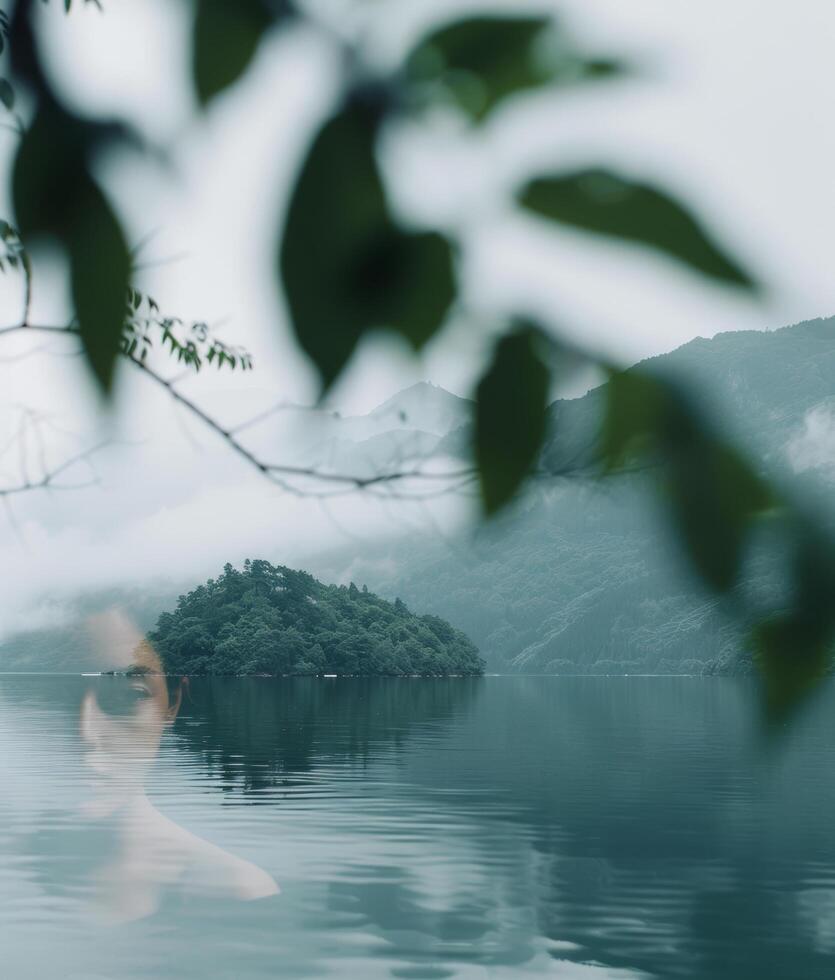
[0,585,181,673]
[348,381,472,439]
[304,382,472,478]
[312,318,835,675]
[3,320,833,676]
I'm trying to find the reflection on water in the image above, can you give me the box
[2,672,835,978]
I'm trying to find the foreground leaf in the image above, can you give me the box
[12,103,82,237]
[755,622,831,726]
[602,369,667,469]
[753,533,835,722]
[476,324,550,515]
[13,104,130,393]
[666,440,773,592]
[279,99,455,390]
[406,16,553,122]
[192,0,275,105]
[604,370,772,590]
[67,178,131,392]
[0,78,14,110]
[520,169,757,290]
[405,16,623,123]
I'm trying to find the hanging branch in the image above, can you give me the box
[0,317,485,501]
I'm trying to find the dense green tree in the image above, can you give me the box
[150,560,484,677]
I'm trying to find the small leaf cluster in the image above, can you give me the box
[122,288,253,374]
[0,219,24,274]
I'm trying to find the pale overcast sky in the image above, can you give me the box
[1,0,835,635]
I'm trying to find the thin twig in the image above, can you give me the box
[0,441,109,497]
[0,320,591,502]
[124,351,476,494]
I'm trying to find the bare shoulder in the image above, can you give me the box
[156,810,279,900]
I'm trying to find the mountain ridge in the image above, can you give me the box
[312,317,835,675]
[3,318,833,675]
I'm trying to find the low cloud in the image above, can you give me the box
[786,401,835,474]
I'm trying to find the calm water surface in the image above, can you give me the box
[1,675,835,979]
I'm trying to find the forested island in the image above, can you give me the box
[149,560,484,676]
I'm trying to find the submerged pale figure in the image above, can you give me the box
[78,610,278,922]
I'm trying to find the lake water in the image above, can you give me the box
[1,675,835,979]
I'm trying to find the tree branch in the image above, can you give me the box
[0,440,106,497]
[0,321,480,500]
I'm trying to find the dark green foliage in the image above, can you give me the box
[0,77,13,110]
[12,102,131,392]
[602,370,666,469]
[666,440,773,593]
[192,0,277,106]
[121,288,253,372]
[476,324,550,514]
[12,103,81,239]
[519,169,757,290]
[51,1,103,11]
[753,531,835,723]
[604,369,774,592]
[67,177,131,393]
[405,16,622,123]
[150,560,484,677]
[405,16,554,122]
[589,340,835,715]
[279,99,455,390]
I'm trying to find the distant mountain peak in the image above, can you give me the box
[367,382,472,437]
[370,381,468,411]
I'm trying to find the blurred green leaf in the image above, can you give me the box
[754,619,831,726]
[56,1,104,13]
[753,532,835,721]
[363,229,455,349]
[604,367,835,718]
[0,78,14,111]
[192,0,275,106]
[405,16,624,123]
[520,169,757,290]
[602,369,667,469]
[406,16,551,122]
[666,439,773,592]
[279,99,455,390]
[604,370,772,591]
[12,103,83,237]
[476,324,550,515]
[67,177,131,393]
[13,103,130,393]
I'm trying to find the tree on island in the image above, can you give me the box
[149,560,484,677]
